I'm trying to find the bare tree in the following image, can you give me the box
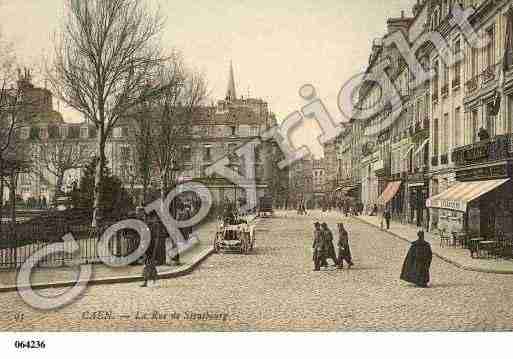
[30,138,90,200]
[48,0,165,225]
[149,56,208,204]
[0,32,31,230]
[131,52,208,209]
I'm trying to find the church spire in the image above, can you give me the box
[226,61,237,101]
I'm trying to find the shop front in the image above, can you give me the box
[426,177,512,238]
[407,180,428,228]
[377,181,402,215]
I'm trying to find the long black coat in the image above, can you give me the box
[400,239,432,286]
[322,228,337,260]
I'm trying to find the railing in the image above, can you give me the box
[451,133,513,166]
[0,208,191,270]
[465,76,479,93]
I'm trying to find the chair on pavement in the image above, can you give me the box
[439,228,451,248]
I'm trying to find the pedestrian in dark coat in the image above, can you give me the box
[321,223,338,266]
[312,222,325,271]
[400,231,433,288]
[141,255,158,287]
[384,209,391,230]
[337,223,354,269]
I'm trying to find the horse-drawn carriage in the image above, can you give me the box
[214,222,256,254]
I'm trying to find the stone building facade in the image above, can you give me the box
[325,0,513,238]
[7,63,281,210]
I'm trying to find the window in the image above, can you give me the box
[432,60,439,100]
[113,127,122,138]
[454,107,461,147]
[433,118,439,157]
[471,110,478,143]
[230,126,236,136]
[471,47,479,77]
[203,145,212,162]
[60,127,68,139]
[39,127,48,139]
[453,38,461,87]
[442,113,449,154]
[486,103,496,137]
[485,25,495,69]
[68,126,80,139]
[122,126,129,138]
[120,147,131,163]
[80,127,88,139]
[443,62,449,87]
[508,95,513,134]
[431,9,440,30]
[183,146,192,163]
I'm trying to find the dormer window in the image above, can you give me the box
[113,127,122,138]
[60,126,68,138]
[39,127,48,139]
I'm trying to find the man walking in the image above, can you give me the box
[321,223,338,267]
[384,208,391,230]
[337,223,354,269]
[312,222,325,271]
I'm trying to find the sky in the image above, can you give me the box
[0,0,416,157]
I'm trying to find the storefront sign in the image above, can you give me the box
[456,163,509,182]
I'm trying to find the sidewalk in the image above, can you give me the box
[356,215,513,274]
[0,219,223,292]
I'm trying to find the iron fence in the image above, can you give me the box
[0,210,168,270]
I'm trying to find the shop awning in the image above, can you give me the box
[377,181,402,205]
[426,178,510,212]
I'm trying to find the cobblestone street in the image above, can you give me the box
[2,211,513,331]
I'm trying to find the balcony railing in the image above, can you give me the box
[465,76,479,93]
[451,133,513,166]
[482,64,496,83]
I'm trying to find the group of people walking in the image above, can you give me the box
[311,221,433,288]
[312,222,354,271]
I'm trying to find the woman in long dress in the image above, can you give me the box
[400,231,432,287]
[337,223,354,269]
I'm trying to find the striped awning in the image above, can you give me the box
[426,179,510,212]
[377,181,402,205]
